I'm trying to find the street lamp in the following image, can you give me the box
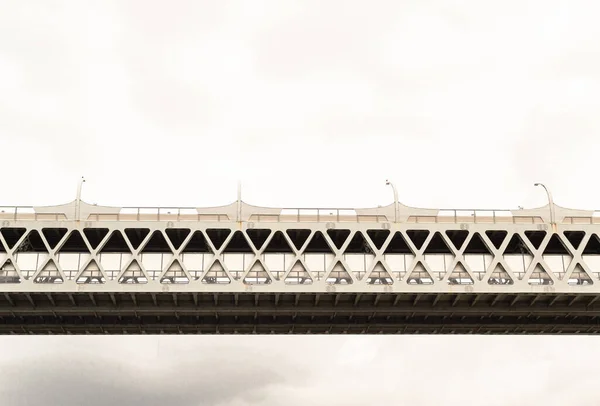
[237,180,242,223]
[385,179,398,223]
[534,183,555,227]
[76,176,86,221]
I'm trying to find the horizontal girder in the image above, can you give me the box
[1,292,600,334]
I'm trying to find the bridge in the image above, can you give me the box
[2,195,600,334]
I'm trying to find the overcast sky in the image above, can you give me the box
[1,1,600,404]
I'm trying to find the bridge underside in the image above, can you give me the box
[2,292,600,334]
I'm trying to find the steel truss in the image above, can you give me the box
[1,198,600,334]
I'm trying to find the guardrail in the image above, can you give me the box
[408,209,545,225]
[0,207,67,221]
[249,208,388,223]
[89,207,230,222]
[2,205,600,224]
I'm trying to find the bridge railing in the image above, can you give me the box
[88,208,230,222]
[249,208,388,223]
[407,209,544,225]
[0,207,67,221]
[249,208,547,224]
[2,204,600,224]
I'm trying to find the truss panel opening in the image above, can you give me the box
[124,228,150,250]
[464,233,493,281]
[504,234,533,280]
[406,262,433,285]
[0,260,20,283]
[118,260,147,284]
[525,231,546,250]
[59,230,89,253]
[83,228,109,250]
[582,234,600,279]
[98,252,132,281]
[543,234,572,280]
[568,264,593,286]
[34,260,63,284]
[447,263,473,285]
[15,230,46,252]
[301,230,332,253]
[223,231,254,280]
[488,264,513,285]
[246,229,271,251]
[182,231,212,253]
[344,232,374,254]
[0,228,26,249]
[366,229,390,250]
[76,260,105,284]
[243,262,271,285]
[160,261,189,284]
[303,232,334,281]
[284,261,312,284]
[384,232,413,254]
[423,232,452,254]
[202,261,230,284]
[384,233,414,281]
[406,230,429,250]
[165,228,191,250]
[485,230,508,249]
[42,228,67,250]
[423,232,453,281]
[14,252,44,280]
[259,232,293,280]
[366,262,393,285]
[564,231,585,250]
[343,232,375,281]
[58,252,91,280]
[206,229,231,251]
[142,252,174,280]
[326,229,350,250]
[286,229,311,250]
[583,234,600,255]
[326,262,352,285]
[223,231,252,253]
[141,231,172,253]
[181,231,214,280]
[14,230,48,280]
[528,264,553,285]
[263,231,293,253]
[100,231,131,253]
[445,230,468,251]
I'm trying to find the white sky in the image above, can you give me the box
[1,1,600,404]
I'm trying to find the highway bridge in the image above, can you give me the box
[2,194,600,334]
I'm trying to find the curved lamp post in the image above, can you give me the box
[534,182,556,228]
[76,176,86,221]
[385,179,398,223]
[237,180,242,223]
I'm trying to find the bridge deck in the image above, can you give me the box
[2,292,600,334]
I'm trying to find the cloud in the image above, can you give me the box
[3,336,600,406]
[0,338,311,406]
